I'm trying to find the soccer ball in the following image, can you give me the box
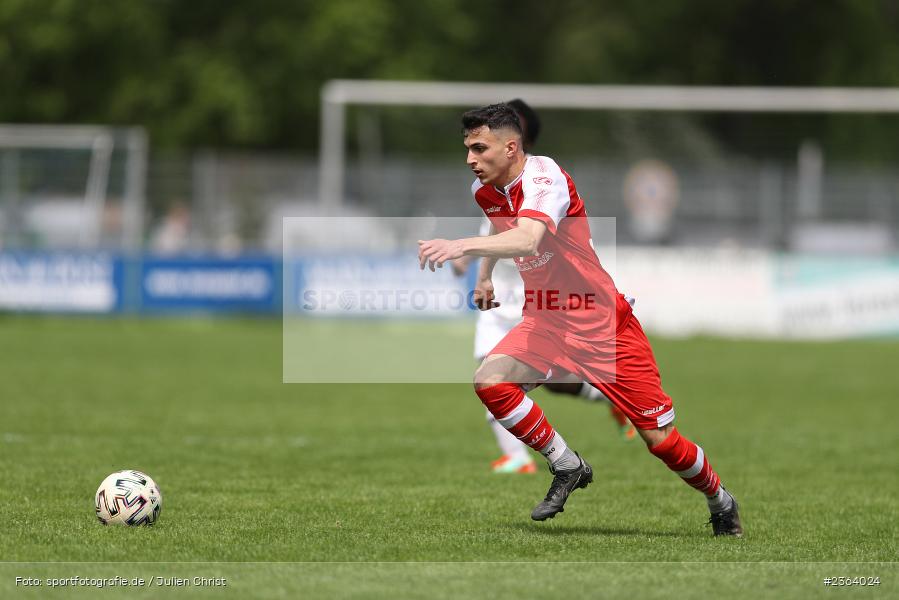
[94,470,163,526]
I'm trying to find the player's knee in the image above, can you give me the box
[473,365,504,391]
[640,423,675,449]
[473,377,499,392]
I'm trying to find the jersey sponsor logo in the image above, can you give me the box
[641,405,667,416]
[515,251,554,272]
[532,176,553,186]
[485,205,502,213]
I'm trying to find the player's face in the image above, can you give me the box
[464,126,518,187]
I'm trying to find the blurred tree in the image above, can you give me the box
[2,0,899,158]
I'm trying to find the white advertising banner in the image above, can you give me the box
[613,248,899,339]
[612,247,777,337]
[774,256,899,338]
[0,252,120,312]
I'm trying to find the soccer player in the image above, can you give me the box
[418,103,742,535]
[453,99,635,475]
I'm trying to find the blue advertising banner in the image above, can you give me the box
[140,256,279,313]
[0,251,123,313]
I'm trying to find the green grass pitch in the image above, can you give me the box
[1,316,896,598]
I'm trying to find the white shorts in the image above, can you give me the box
[474,310,522,360]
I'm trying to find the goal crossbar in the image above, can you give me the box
[319,80,899,208]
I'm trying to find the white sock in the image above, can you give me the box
[539,432,580,470]
[579,382,607,403]
[487,410,530,459]
[707,486,734,513]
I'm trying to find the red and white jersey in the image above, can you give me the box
[471,155,631,340]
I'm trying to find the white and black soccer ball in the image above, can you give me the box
[95,470,163,526]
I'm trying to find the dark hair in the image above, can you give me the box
[507,98,541,152]
[461,103,522,138]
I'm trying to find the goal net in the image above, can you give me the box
[0,124,147,251]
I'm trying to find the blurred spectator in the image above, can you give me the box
[150,201,191,254]
[623,159,679,244]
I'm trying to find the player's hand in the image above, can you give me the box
[473,277,500,311]
[417,238,465,272]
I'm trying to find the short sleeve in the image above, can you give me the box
[519,156,571,234]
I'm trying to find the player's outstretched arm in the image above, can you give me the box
[463,218,546,258]
[418,238,466,271]
[450,222,496,276]
[418,218,546,271]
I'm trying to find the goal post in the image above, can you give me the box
[0,124,147,251]
[319,80,899,211]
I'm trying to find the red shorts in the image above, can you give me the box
[488,311,674,430]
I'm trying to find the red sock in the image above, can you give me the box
[475,383,555,451]
[649,428,721,496]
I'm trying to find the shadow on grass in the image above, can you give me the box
[504,522,694,538]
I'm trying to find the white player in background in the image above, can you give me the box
[453,99,635,474]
